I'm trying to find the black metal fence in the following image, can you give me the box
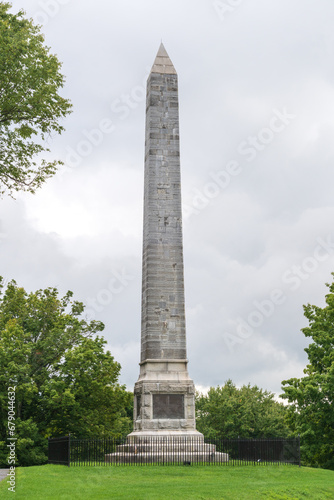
[48,435,71,466]
[48,435,300,467]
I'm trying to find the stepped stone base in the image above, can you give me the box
[105,435,229,464]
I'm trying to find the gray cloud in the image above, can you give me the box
[3,0,334,397]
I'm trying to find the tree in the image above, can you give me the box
[196,380,289,440]
[281,276,334,470]
[0,2,72,196]
[0,278,133,466]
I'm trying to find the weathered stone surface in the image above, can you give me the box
[127,44,201,441]
[141,61,186,363]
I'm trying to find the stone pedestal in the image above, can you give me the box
[105,436,228,464]
[129,359,200,437]
[104,358,230,464]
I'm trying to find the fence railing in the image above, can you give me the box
[48,435,71,466]
[48,435,300,467]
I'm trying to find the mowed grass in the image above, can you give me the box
[0,464,333,500]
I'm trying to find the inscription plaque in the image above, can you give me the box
[153,394,184,419]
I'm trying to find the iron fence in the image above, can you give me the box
[48,435,70,466]
[48,435,300,467]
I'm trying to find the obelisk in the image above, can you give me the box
[129,43,201,439]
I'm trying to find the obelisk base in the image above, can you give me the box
[105,435,229,464]
[130,360,197,435]
[104,359,228,463]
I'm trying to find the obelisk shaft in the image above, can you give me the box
[130,44,200,438]
[141,44,186,362]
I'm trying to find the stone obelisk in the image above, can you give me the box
[129,43,201,439]
[105,45,228,462]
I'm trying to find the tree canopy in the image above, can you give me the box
[196,379,289,440]
[0,279,133,466]
[281,276,334,470]
[0,2,72,196]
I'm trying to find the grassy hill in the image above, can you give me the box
[0,464,333,499]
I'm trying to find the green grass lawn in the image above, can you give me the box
[0,464,333,499]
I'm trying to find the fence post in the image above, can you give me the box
[298,434,301,468]
[68,434,71,467]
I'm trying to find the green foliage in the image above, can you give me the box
[281,275,334,470]
[0,278,133,466]
[0,418,48,466]
[0,2,72,196]
[196,379,289,439]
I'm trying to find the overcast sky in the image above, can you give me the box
[2,0,334,397]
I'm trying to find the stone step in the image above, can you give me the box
[105,451,229,464]
[116,443,216,453]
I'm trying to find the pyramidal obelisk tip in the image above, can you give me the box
[151,42,177,75]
